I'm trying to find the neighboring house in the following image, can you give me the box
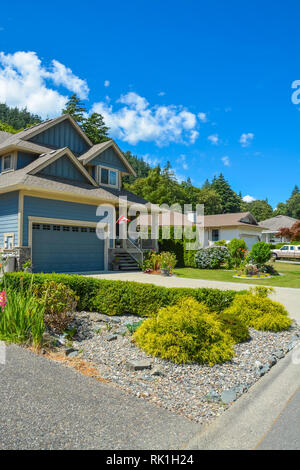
[138,211,263,250]
[259,215,299,243]
[0,114,150,273]
[203,212,263,249]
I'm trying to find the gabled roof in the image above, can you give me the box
[0,114,93,155]
[259,215,298,231]
[0,130,12,144]
[28,147,97,187]
[15,114,93,147]
[78,139,136,176]
[203,212,259,228]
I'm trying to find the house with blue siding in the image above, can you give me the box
[0,114,153,273]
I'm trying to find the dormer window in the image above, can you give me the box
[96,166,119,188]
[2,154,13,172]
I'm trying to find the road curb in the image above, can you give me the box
[183,349,300,450]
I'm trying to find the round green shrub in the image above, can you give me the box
[227,238,248,267]
[248,242,271,266]
[133,298,235,365]
[219,311,250,343]
[224,293,291,332]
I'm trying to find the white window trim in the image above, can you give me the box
[96,165,119,189]
[1,152,17,173]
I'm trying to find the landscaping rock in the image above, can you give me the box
[89,313,107,322]
[288,340,299,351]
[221,390,237,404]
[116,328,128,336]
[266,356,277,368]
[106,335,118,342]
[126,360,152,371]
[150,366,165,377]
[254,360,263,369]
[65,348,79,358]
[274,349,285,359]
[109,318,121,324]
[205,389,220,403]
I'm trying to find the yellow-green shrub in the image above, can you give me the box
[224,293,291,332]
[219,311,250,343]
[133,298,234,365]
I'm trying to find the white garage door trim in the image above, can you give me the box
[28,216,109,271]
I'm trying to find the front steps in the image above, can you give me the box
[115,252,141,271]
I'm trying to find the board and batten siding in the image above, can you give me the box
[0,191,19,248]
[29,120,90,156]
[37,154,88,183]
[89,147,128,172]
[22,196,114,247]
[17,152,36,170]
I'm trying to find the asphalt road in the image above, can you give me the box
[0,345,199,450]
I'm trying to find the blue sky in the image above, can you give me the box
[0,0,300,207]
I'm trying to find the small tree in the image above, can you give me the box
[249,242,271,267]
[277,221,300,241]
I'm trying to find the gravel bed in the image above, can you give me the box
[55,312,300,425]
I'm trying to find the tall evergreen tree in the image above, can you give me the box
[62,94,86,123]
[81,112,110,144]
[0,103,41,130]
[211,174,242,213]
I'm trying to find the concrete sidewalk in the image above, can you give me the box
[184,349,300,450]
[89,272,300,322]
[0,345,199,450]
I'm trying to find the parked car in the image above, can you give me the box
[272,245,300,260]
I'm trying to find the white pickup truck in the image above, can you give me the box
[272,245,300,260]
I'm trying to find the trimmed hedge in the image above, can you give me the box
[2,272,246,317]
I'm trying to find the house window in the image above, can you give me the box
[2,155,13,172]
[212,229,219,242]
[4,234,14,249]
[53,225,61,231]
[72,227,79,232]
[43,225,51,231]
[81,227,88,233]
[97,166,118,188]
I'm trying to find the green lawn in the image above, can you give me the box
[174,262,300,288]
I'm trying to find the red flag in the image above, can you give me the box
[116,216,131,224]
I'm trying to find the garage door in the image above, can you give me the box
[32,223,105,273]
[241,235,259,250]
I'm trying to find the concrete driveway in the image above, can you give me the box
[88,272,300,323]
[0,345,199,450]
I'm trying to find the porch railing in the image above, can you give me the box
[125,238,144,266]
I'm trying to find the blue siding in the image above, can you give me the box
[0,192,19,248]
[37,154,88,183]
[30,120,90,155]
[23,196,112,246]
[88,147,128,172]
[17,152,36,170]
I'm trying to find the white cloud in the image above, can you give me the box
[177,154,189,170]
[142,154,161,167]
[104,80,110,87]
[198,112,207,123]
[240,132,254,147]
[243,195,256,203]
[208,134,219,145]
[221,156,230,166]
[158,91,165,96]
[0,51,89,118]
[92,91,199,146]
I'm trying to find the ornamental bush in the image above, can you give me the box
[227,238,248,268]
[248,241,271,266]
[195,246,230,269]
[2,273,245,317]
[224,293,291,332]
[33,281,78,333]
[133,298,235,365]
[219,311,250,343]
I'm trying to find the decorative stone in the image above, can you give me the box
[109,317,121,324]
[254,360,263,369]
[116,328,128,335]
[288,340,298,351]
[126,360,152,371]
[65,348,79,358]
[221,390,237,404]
[274,349,285,359]
[150,366,165,377]
[106,334,118,342]
[266,356,277,368]
[205,389,220,403]
[89,313,107,322]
